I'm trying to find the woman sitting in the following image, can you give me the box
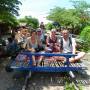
[46,29,64,62]
[26,30,45,66]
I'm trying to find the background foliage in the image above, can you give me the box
[19,16,39,29]
[47,0,90,34]
[79,26,90,51]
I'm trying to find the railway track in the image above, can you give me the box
[20,61,89,90]
[21,71,90,90]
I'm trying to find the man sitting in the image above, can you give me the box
[59,29,85,63]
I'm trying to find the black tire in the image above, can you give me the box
[5,65,13,72]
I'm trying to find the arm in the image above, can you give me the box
[46,36,50,46]
[72,38,76,54]
[57,38,63,53]
[26,38,35,52]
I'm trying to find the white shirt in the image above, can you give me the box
[59,37,76,53]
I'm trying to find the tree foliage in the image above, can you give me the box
[0,0,21,28]
[71,0,90,28]
[79,26,90,51]
[47,0,90,34]
[0,12,19,27]
[0,0,21,16]
[19,16,39,29]
[47,7,80,33]
[45,22,53,30]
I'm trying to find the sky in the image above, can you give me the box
[18,0,90,24]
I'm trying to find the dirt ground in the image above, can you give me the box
[0,53,90,90]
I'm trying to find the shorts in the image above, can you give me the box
[35,46,44,52]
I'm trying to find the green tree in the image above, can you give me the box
[80,26,90,51]
[0,0,21,29]
[0,0,21,16]
[47,0,90,34]
[19,16,39,29]
[0,12,19,27]
[71,0,90,29]
[45,22,53,30]
[47,7,80,34]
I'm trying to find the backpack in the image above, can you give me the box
[6,42,20,56]
[60,36,72,50]
[42,35,47,44]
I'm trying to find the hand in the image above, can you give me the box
[50,43,53,47]
[47,43,50,46]
[31,48,35,52]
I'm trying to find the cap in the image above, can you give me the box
[37,28,42,32]
[51,29,56,32]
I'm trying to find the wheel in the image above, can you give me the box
[5,65,13,72]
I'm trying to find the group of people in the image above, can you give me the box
[6,23,85,66]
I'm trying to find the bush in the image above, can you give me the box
[45,23,54,30]
[65,82,83,90]
[79,26,90,52]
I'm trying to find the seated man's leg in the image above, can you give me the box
[69,52,85,63]
[54,56,65,62]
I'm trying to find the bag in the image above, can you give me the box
[15,54,29,61]
[42,35,47,44]
[35,45,44,52]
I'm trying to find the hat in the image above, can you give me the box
[51,29,56,32]
[37,28,42,32]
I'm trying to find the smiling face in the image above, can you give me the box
[51,30,56,37]
[61,30,69,39]
[37,31,42,36]
[31,31,36,36]
[30,30,37,38]
[21,29,28,36]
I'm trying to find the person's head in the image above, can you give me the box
[37,28,42,36]
[21,28,28,36]
[61,29,69,39]
[26,32,31,37]
[30,29,37,36]
[51,29,56,36]
[41,22,44,25]
[40,22,45,29]
[17,26,28,36]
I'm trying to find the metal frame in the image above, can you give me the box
[10,51,87,90]
[10,51,86,72]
